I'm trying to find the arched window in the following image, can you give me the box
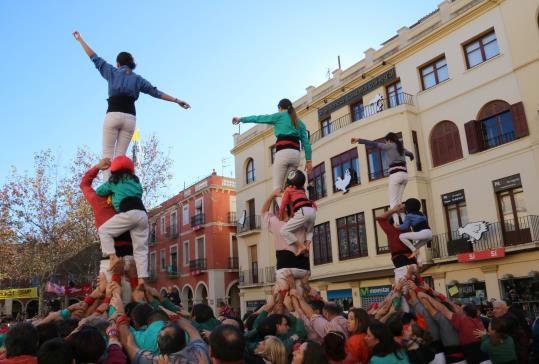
[245,158,255,184]
[464,99,528,154]
[430,121,463,167]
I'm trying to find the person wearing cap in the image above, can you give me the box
[96,155,148,285]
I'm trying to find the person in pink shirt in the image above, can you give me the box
[279,170,316,256]
[261,190,310,298]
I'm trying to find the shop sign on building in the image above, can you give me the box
[493,174,522,192]
[0,287,38,300]
[458,247,505,262]
[442,189,465,205]
[360,285,392,297]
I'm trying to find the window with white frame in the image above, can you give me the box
[160,216,166,234]
[183,241,190,266]
[182,205,189,225]
[171,211,178,235]
[149,252,156,276]
[170,245,178,273]
[160,249,166,271]
[196,236,205,259]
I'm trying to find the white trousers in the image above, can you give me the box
[98,210,149,278]
[102,112,136,180]
[276,268,309,296]
[99,257,134,303]
[280,207,316,244]
[273,149,300,207]
[399,229,433,252]
[388,171,408,223]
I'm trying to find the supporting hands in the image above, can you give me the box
[96,158,111,171]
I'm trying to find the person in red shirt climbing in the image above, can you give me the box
[279,170,316,256]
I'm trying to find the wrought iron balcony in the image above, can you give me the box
[238,266,276,286]
[191,213,205,227]
[310,92,414,144]
[149,232,157,246]
[228,257,239,270]
[228,212,238,224]
[237,215,262,235]
[431,215,539,260]
[189,258,207,271]
[167,266,179,278]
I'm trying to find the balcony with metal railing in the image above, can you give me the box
[191,213,205,227]
[238,266,276,287]
[228,212,238,224]
[310,92,414,144]
[149,231,157,246]
[237,215,262,236]
[228,257,239,270]
[189,258,207,271]
[431,215,539,260]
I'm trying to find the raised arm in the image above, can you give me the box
[73,31,96,58]
[418,292,453,321]
[351,137,390,150]
[232,112,281,125]
[262,189,280,214]
[138,76,190,109]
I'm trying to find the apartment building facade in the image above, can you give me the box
[147,172,240,314]
[231,0,539,317]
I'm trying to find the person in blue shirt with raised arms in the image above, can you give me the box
[73,31,191,179]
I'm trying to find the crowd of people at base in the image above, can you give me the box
[1,274,539,364]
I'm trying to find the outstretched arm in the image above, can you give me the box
[158,92,190,109]
[404,148,414,160]
[73,31,96,58]
[261,189,280,214]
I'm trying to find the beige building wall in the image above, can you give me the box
[232,0,539,315]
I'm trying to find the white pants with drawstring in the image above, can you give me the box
[102,112,136,180]
[388,171,408,223]
[280,206,316,245]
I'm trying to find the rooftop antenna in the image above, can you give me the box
[338,55,341,70]
[326,68,331,80]
[221,157,231,177]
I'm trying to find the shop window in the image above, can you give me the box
[245,158,255,184]
[386,80,403,108]
[465,100,528,154]
[308,163,327,201]
[336,212,368,260]
[373,206,390,254]
[312,222,332,265]
[500,276,539,320]
[420,56,448,90]
[430,121,463,167]
[463,30,499,69]
[351,101,364,121]
[447,281,487,305]
[331,148,360,192]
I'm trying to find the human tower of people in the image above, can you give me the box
[0,32,536,364]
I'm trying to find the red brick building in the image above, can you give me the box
[147,172,239,314]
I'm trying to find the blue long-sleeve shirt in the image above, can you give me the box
[397,213,430,231]
[90,54,162,100]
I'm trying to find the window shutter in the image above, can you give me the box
[464,120,482,154]
[511,102,529,138]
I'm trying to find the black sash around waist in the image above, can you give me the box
[107,95,136,116]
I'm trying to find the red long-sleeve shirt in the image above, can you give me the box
[80,167,132,255]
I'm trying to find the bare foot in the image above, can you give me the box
[108,255,122,272]
[295,246,307,256]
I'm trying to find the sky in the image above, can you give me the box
[0,0,440,198]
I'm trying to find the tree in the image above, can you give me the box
[135,133,174,209]
[0,135,173,314]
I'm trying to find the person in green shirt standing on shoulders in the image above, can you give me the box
[232,98,312,201]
